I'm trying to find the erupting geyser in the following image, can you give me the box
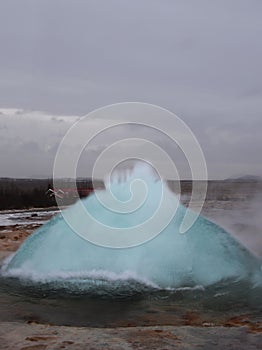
[1,166,262,293]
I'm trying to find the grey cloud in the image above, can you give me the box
[0,1,261,178]
[20,141,41,152]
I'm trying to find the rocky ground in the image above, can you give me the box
[0,321,261,350]
[0,224,37,252]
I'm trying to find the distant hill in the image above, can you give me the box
[225,175,262,182]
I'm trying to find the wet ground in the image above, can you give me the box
[0,322,261,350]
[0,208,58,251]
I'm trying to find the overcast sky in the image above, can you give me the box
[0,0,261,179]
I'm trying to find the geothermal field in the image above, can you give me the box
[0,177,261,349]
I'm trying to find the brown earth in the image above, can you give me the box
[0,224,39,252]
[0,322,261,350]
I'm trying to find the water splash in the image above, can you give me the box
[1,166,262,294]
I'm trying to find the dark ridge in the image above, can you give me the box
[0,178,103,210]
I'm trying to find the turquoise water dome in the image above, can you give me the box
[2,169,262,291]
